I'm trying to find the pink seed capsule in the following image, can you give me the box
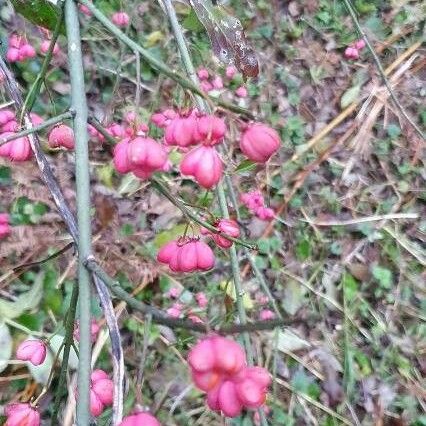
[48,124,74,149]
[235,86,248,98]
[119,412,161,426]
[16,339,47,366]
[9,137,32,161]
[5,403,41,426]
[197,68,210,80]
[112,11,130,27]
[240,122,281,163]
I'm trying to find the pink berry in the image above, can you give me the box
[344,46,359,60]
[0,110,15,126]
[165,112,200,147]
[211,75,224,90]
[200,80,213,93]
[6,48,20,63]
[180,145,223,188]
[195,292,208,308]
[48,124,75,149]
[235,86,248,98]
[196,114,227,145]
[225,65,237,79]
[127,136,168,172]
[5,403,40,426]
[211,218,240,248]
[9,137,32,161]
[79,4,92,16]
[119,412,161,426]
[113,138,132,174]
[16,339,47,366]
[259,309,275,320]
[240,122,281,163]
[112,11,130,27]
[354,39,366,50]
[197,68,210,80]
[74,319,100,343]
[20,44,37,59]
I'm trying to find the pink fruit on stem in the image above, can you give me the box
[127,136,168,171]
[180,145,223,188]
[235,86,248,98]
[40,40,60,55]
[212,75,224,90]
[9,137,32,161]
[225,65,237,79]
[195,291,208,308]
[0,132,14,158]
[259,309,275,320]
[206,218,240,248]
[20,44,37,59]
[74,319,100,343]
[5,402,40,426]
[218,380,243,417]
[194,240,215,270]
[112,11,130,27]
[196,114,227,145]
[89,390,104,417]
[157,240,179,264]
[119,412,161,426]
[6,48,20,62]
[91,369,109,383]
[2,121,19,132]
[240,122,281,163]
[30,113,44,126]
[354,39,366,50]
[48,124,75,149]
[113,138,132,174]
[0,110,15,126]
[16,339,47,366]
[79,4,92,16]
[255,206,274,221]
[197,68,210,80]
[344,46,359,60]
[9,34,24,49]
[200,80,213,93]
[165,113,200,147]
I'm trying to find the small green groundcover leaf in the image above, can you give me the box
[10,0,65,35]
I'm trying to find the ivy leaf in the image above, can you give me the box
[10,0,65,35]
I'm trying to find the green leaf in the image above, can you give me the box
[341,85,360,108]
[183,8,204,32]
[342,273,358,301]
[235,159,256,173]
[153,224,187,249]
[295,238,311,260]
[372,265,392,289]
[10,0,65,35]
[0,273,44,319]
[0,322,12,373]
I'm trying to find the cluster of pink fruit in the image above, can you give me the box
[240,190,274,220]
[0,213,11,239]
[6,34,36,63]
[157,237,215,273]
[201,218,240,249]
[344,39,366,60]
[0,109,39,161]
[113,108,281,189]
[197,66,248,98]
[189,335,271,418]
[86,369,114,417]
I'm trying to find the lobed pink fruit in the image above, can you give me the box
[235,86,248,98]
[196,114,226,145]
[180,145,223,188]
[40,40,60,55]
[119,412,161,426]
[240,122,281,163]
[16,339,47,366]
[48,124,74,149]
[112,11,130,27]
[9,137,32,161]
[165,113,200,147]
[197,68,210,80]
[5,403,40,426]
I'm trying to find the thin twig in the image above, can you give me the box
[300,212,419,226]
[0,111,74,147]
[64,0,93,422]
[342,0,424,140]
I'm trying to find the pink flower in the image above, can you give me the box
[196,114,227,145]
[189,335,270,418]
[16,339,47,366]
[195,292,208,308]
[235,86,248,98]
[157,238,215,273]
[240,122,281,163]
[212,75,224,90]
[48,124,74,149]
[197,68,210,80]
[40,40,60,55]
[180,145,223,188]
[5,402,40,426]
[225,65,237,79]
[112,11,130,27]
[119,412,161,426]
[165,112,200,147]
[74,319,100,343]
[259,309,275,320]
